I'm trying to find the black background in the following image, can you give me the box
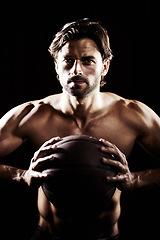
[1,1,160,239]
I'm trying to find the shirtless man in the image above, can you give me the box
[0,18,160,240]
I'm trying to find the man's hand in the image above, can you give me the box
[21,136,61,187]
[99,138,135,191]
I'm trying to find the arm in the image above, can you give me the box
[0,103,33,183]
[0,102,59,186]
[100,100,160,191]
[100,138,160,190]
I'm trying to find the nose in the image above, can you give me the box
[70,59,83,76]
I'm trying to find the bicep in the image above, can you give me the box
[125,100,160,159]
[137,109,160,159]
[0,102,34,157]
[0,134,24,157]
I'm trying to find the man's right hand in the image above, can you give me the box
[21,136,61,187]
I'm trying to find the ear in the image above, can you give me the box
[101,60,110,77]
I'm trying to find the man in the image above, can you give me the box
[0,18,160,239]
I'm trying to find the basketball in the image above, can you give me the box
[42,135,117,213]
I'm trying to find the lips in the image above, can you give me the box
[68,76,88,85]
[72,80,86,84]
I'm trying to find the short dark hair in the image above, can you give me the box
[49,18,113,61]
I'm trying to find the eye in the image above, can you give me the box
[82,59,95,65]
[64,58,74,64]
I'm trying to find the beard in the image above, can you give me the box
[63,75,99,99]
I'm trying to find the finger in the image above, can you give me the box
[99,138,114,147]
[100,146,116,159]
[41,136,61,148]
[30,170,49,178]
[22,169,50,187]
[102,157,127,173]
[32,154,55,171]
[31,171,49,187]
[99,139,120,159]
[106,174,126,182]
[32,144,58,162]
[42,144,57,152]
[100,145,127,166]
[39,144,58,157]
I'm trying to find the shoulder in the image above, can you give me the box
[102,92,160,133]
[17,94,63,126]
[0,101,35,143]
[0,94,62,137]
[0,101,35,129]
[102,92,158,117]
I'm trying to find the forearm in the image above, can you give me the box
[132,168,160,189]
[0,164,25,183]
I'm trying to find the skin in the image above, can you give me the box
[0,38,160,238]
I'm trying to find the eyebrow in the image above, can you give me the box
[81,56,96,60]
[63,55,96,60]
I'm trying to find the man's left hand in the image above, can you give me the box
[99,138,135,191]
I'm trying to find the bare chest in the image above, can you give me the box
[27,112,137,157]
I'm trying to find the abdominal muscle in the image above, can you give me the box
[38,187,121,238]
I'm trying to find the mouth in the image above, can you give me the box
[68,76,88,85]
[72,80,86,84]
[68,81,87,89]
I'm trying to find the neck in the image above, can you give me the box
[61,89,103,118]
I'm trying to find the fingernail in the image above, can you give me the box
[106,176,111,181]
[102,157,108,163]
[43,173,48,177]
[101,146,106,151]
[52,145,57,149]
[99,138,104,142]
[56,136,61,140]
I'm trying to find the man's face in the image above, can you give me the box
[55,38,109,99]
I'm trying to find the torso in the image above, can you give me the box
[18,92,141,238]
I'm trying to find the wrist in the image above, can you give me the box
[131,172,142,189]
[13,169,27,184]
[123,172,140,190]
[131,169,160,190]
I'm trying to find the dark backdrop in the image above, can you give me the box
[1,1,160,239]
